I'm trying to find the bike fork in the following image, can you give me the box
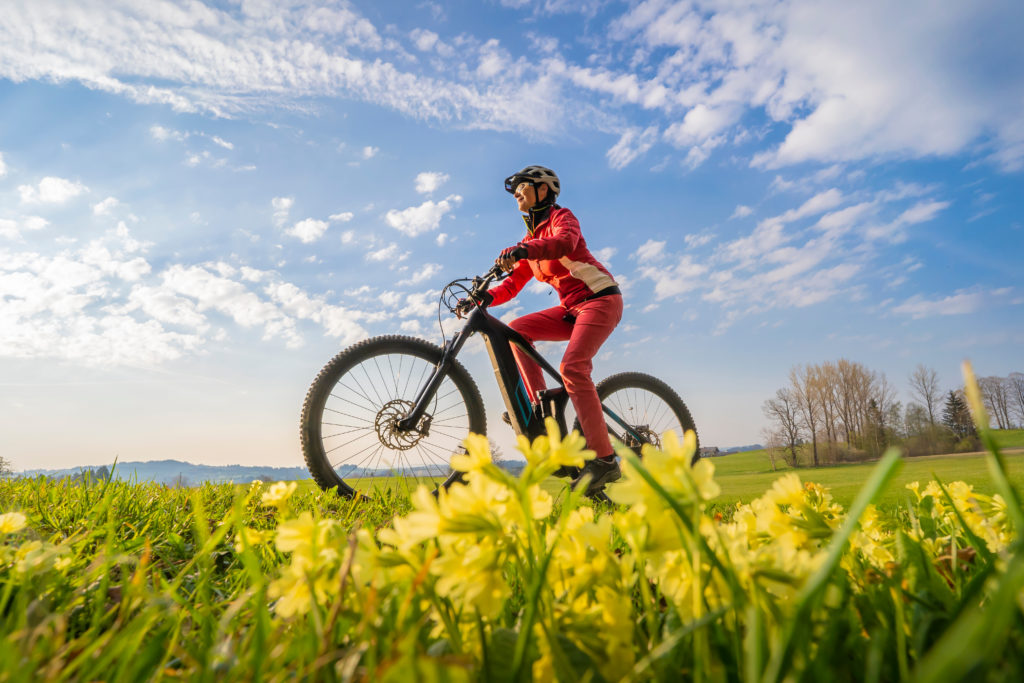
[396,332,469,432]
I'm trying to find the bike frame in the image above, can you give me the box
[397,302,647,447]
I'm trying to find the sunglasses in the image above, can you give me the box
[504,176,536,194]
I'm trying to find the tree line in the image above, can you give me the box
[762,361,1024,468]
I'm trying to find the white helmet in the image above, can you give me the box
[504,165,561,198]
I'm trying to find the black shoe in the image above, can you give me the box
[571,457,621,495]
[552,465,580,479]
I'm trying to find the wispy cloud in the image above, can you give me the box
[2,1,1020,171]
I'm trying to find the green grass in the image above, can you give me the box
[3,423,1023,680]
[706,428,1024,509]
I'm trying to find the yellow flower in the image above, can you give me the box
[610,429,718,510]
[450,432,492,472]
[0,512,28,534]
[261,481,298,508]
[14,540,67,575]
[234,527,270,553]
[767,473,804,507]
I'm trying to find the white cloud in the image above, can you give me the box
[398,263,443,285]
[411,28,439,52]
[19,176,87,204]
[892,290,989,319]
[592,246,617,264]
[0,1,1021,171]
[894,200,951,226]
[162,264,303,347]
[730,205,753,219]
[210,135,233,150]
[415,171,449,194]
[436,232,450,246]
[0,151,7,177]
[634,239,665,262]
[286,218,329,243]
[639,254,708,300]
[385,195,462,237]
[607,126,659,170]
[329,211,354,222]
[271,197,293,227]
[150,125,187,142]
[92,196,120,216]
[366,243,409,263]
[362,146,379,159]
[664,105,738,148]
[0,216,48,240]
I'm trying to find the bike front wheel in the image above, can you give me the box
[574,372,700,466]
[300,335,486,499]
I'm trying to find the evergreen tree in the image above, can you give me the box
[942,390,975,438]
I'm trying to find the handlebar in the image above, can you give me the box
[471,263,506,297]
[443,263,509,319]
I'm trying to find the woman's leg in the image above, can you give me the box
[560,295,623,457]
[508,307,575,401]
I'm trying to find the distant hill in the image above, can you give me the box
[19,459,311,486]
[722,444,764,454]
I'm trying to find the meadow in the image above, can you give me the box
[2,410,1023,680]
[707,428,1024,509]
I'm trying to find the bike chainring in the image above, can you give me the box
[375,399,427,450]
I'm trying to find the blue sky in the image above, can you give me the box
[1,0,1022,471]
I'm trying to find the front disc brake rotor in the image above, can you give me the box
[375,399,425,450]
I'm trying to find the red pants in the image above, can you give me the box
[509,295,623,457]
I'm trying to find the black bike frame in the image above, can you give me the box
[397,303,647,447]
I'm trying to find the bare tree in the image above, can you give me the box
[762,388,803,467]
[790,365,823,466]
[815,362,840,462]
[979,376,1013,430]
[908,364,942,426]
[0,455,12,478]
[1009,373,1024,427]
[835,359,871,445]
[760,428,782,472]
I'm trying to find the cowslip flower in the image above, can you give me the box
[234,526,271,553]
[611,429,718,510]
[0,512,28,534]
[261,481,298,509]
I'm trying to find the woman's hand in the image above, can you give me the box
[496,244,528,272]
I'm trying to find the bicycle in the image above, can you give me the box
[300,263,699,500]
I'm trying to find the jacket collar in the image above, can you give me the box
[522,203,559,235]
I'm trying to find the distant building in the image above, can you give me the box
[699,447,722,457]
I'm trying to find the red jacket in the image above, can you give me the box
[489,206,618,310]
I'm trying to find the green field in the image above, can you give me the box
[702,428,1024,509]
[300,430,1024,512]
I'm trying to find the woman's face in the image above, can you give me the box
[514,182,546,212]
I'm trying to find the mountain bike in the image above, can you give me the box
[300,263,699,500]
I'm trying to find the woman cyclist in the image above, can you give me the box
[467,165,624,495]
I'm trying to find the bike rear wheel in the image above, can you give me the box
[574,372,700,467]
[300,335,486,499]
